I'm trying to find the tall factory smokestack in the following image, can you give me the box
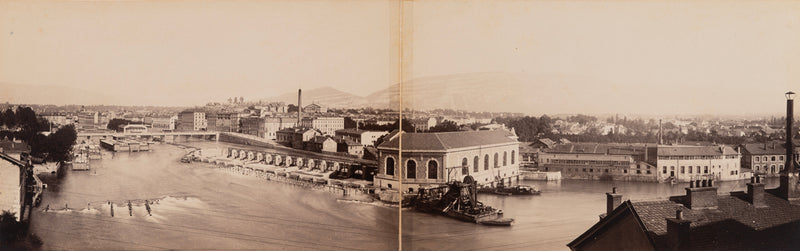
[659,119,663,145]
[298,89,303,127]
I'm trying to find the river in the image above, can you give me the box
[30,141,778,250]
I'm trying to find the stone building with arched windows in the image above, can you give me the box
[375,130,520,191]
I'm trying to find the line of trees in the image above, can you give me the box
[0,107,77,163]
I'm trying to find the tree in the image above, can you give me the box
[344,117,358,129]
[107,118,135,132]
[48,124,77,162]
[3,109,16,128]
[428,120,460,132]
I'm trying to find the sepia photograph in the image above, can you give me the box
[1,0,799,250]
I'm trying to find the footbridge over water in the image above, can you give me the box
[77,131,220,143]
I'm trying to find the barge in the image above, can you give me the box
[411,176,514,225]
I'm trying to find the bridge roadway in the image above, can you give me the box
[77,131,219,137]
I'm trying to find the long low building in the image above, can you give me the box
[538,143,656,181]
[375,130,520,191]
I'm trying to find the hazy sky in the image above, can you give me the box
[1,0,799,115]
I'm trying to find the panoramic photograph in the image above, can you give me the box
[1,0,799,250]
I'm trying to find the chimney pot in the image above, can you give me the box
[676,209,683,220]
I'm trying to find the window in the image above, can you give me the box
[462,158,469,175]
[755,165,760,171]
[681,166,685,174]
[771,165,776,173]
[474,156,479,173]
[503,152,508,166]
[624,169,628,173]
[647,170,651,174]
[780,164,784,171]
[688,166,693,174]
[605,169,609,173]
[730,171,735,175]
[428,160,438,179]
[637,170,642,174]
[511,150,515,164]
[755,156,760,162]
[484,155,490,170]
[772,156,776,161]
[590,169,594,172]
[698,166,702,173]
[386,157,395,176]
[704,166,709,174]
[780,156,784,161]
[494,153,499,168]
[406,160,416,179]
[663,166,667,174]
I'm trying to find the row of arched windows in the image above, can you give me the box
[384,157,438,179]
[384,150,516,178]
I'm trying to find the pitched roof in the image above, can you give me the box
[740,142,787,155]
[657,145,739,156]
[571,189,800,250]
[334,128,386,135]
[377,130,517,151]
[631,191,800,249]
[547,143,649,155]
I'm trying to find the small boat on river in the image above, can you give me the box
[478,183,541,196]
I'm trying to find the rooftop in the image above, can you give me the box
[377,130,517,151]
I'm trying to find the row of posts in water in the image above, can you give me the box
[44,199,154,217]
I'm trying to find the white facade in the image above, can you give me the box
[0,156,22,221]
[656,145,742,182]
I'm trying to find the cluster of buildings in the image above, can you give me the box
[524,138,800,183]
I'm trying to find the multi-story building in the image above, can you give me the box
[538,143,656,181]
[264,117,297,140]
[214,112,239,132]
[375,130,520,191]
[239,117,264,137]
[740,142,788,176]
[411,117,437,132]
[39,113,69,126]
[276,128,321,149]
[177,110,207,131]
[306,136,337,153]
[150,116,177,131]
[334,129,389,147]
[301,117,344,136]
[655,145,742,182]
[0,153,31,222]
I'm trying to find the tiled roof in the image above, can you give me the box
[740,142,786,155]
[548,143,648,155]
[657,145,739,156]
[630,191,800,249]
[377,130,517,151]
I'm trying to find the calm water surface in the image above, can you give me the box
[31,142,777,250]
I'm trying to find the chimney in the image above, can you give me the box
[666,209,691,250]
[684,179,718,209]
[659,119,663,145]
[606,187,623,216]
[747,175,767,208]
[297,89,303,127]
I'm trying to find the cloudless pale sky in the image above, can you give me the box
[1,0,798,115]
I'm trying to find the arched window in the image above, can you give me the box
[461,158,469,175]
[484,154,489,170]
[407,160,416,179]
[386,157,395,176]
[511,150,515,164]
[428,160,438,179]
[494,153,499,168]
[473,156,479,173]
[503,152,508,166]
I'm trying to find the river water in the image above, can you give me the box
[30,142,778,250]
